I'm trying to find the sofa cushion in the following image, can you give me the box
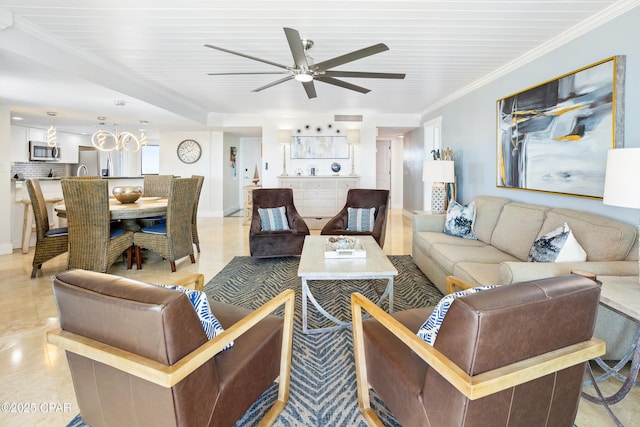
[473,196,511,244]
[491,203,548,260]
[414,231,487,256]
[258,206,290,231]
[444,200,477,240]
[528,223,587,263]
[430,243,519,273]
[541,209,637,261]
[347,207,376,232]
[453,262,501,287]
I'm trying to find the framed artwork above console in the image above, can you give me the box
[291,135,349,159]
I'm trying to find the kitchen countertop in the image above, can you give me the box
[12,176,143,181]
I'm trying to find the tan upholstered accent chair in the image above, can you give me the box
[61,178,134,273]
[321,189,389,247]
[134,177,197,272]
[47,269,294,427]
[351,274,605,427]
[249,188,310,258]
[25,178,68,278]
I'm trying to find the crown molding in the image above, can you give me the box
[0,8,12,30]
[420,0,640,118]
[10,15,209,124]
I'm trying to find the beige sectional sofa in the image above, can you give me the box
[412,195,639,359]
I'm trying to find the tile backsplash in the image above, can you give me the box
[11,162,70,179]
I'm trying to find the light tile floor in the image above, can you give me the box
[0,210,637,426]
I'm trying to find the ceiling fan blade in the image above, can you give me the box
[205,44,290,70]
[323,70,405,79]
[208,71,290,75]
[283,27,309,68]
[251,76,294,92]
[313,43,389,71]
[302,81,317,99]
[315,76,370,94]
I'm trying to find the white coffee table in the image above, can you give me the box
[297,235,398,334]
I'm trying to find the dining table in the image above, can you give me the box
[54,196,168,231]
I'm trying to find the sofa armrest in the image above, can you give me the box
[413,213,446,233]
[498,261,639,285]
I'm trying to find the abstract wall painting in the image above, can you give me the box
[291,135,349,159]
[496,56,625,198]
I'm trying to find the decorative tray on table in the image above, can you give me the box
[324,236,366,259]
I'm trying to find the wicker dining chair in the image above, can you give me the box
[191,175,204,252]
[61,178,134,273]
[25,179,69,278]
[134,177,197,272]
[143,174,173,197]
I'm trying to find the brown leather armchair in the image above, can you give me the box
[321,189,389,247]
[47,269,294,427]
[351,274,605,427]
[250,188,310,257]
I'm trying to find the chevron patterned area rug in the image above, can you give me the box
[67,255,443,427]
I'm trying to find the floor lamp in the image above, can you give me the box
[603,147,640,282]
[278,129,292,176]
[422,159,455,214]
[347,129,360,176]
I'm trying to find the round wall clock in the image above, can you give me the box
[177,139,202,164]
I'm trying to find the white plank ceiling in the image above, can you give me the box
[0,0,635,136]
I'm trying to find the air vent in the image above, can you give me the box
[334,114,363,122]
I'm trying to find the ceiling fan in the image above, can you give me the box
[205,27,405,99]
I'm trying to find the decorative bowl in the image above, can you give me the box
[327,235,357,250]
[112,186,143,204]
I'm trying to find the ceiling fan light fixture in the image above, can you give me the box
[294,71,313,83]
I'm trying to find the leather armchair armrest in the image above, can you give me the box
[47,289,295,388]
[445,276,476,294]
[350,291,605,425]
[168,273,205,291]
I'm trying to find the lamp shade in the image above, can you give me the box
[277,129,292,145]
[603,148,640,209]
[346,129,360,145]
[422,160,455,183]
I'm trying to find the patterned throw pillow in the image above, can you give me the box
[443,200,477,240]
[417,285,496,346]
[156,284,233,350]
[528,223,587,262]
[347,207,376,232]
[258,206,290,231]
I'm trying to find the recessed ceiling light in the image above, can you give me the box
[139,120,148,125]
[114,100,126,106]
[12,116,23,121]
[47,111,57,116]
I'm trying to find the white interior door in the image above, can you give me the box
[376,140,391,190]
[423,117,442,211]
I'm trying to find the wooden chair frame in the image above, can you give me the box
[47,275,295,426]
[351,281,605,426]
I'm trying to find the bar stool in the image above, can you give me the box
[21,197,63,254]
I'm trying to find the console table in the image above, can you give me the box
[277,176,360,227]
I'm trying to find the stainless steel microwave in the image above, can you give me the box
[29,141,61,161]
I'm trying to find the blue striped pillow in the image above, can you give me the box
[417,285,496,346]
[347,207,376,232]
[156,284,233,351]
[258,206,290,231]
